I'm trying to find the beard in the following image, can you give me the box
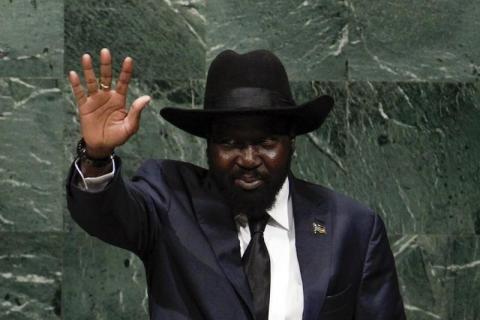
[207,155,291,220]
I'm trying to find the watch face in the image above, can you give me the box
[75,138,113,167]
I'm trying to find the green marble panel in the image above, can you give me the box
[0,232,62,319]
[392,235,480,320]
[0,78,65,232]
[347,0,480,81]
[62,229,148,320]
[64,0,206,80]
[206,0,348,81]
[0,0,63,77]
[291,81,480,234]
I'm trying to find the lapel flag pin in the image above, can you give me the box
[312,222,327,235]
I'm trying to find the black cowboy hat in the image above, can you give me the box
[160,49,334,138]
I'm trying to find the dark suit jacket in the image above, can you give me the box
[66,156,406,320]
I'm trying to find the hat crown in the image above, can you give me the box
[159,48,334,138]
[204,49,296,109]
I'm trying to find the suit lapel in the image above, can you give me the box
[192,173,254,317]
[290,174,333,320]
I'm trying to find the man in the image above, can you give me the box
[66,48,406,319]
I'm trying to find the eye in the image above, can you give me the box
[258,137,278,148]
[218,138,238,148]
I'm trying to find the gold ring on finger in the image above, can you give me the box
[98,80,110,90]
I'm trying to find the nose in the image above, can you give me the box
[237,145,261,169]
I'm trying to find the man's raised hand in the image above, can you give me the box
[68,48,151,158]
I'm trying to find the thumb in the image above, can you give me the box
[124,95,151,135]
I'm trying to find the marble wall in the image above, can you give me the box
[0,0,479,319]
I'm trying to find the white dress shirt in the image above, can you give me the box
[236,176,304,320]
[75,160,304,319]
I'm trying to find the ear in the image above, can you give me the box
[290,138,296,155]
[206,139,212,156]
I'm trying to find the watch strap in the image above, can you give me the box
[76,138,114,168]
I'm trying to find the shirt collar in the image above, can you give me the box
[266,176,290,230]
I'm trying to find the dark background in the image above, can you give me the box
[0,0,479,319]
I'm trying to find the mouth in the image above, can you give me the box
[234,175,264,190]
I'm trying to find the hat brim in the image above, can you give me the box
[159,95,334,138]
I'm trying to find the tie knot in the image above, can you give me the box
[249,213,270,234]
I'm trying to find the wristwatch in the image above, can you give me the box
[76,138,114,168]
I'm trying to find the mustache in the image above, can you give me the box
[230,168,268,180]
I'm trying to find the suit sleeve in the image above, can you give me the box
[65,156,168,260]
[354,214,406,319]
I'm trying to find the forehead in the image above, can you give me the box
[209,114,291,137]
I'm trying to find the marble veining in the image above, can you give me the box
[0,78,64,232]
[0,0,64,77]
[64,0,206,80]
[0,232,62,319]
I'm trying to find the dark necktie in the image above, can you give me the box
[242,214,270,320]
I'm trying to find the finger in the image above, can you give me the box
[124,95,151,135]
[99,48,112,90]
[68,70,87,106]
[115,56,133,97]
[81,53,98,95]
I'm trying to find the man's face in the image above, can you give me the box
[207,115,294,220]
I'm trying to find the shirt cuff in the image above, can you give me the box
[74,157,115,193]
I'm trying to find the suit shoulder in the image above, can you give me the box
[137,159,206,174]
[134,159,208,187]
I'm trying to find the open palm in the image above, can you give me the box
[68,48,151,158]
